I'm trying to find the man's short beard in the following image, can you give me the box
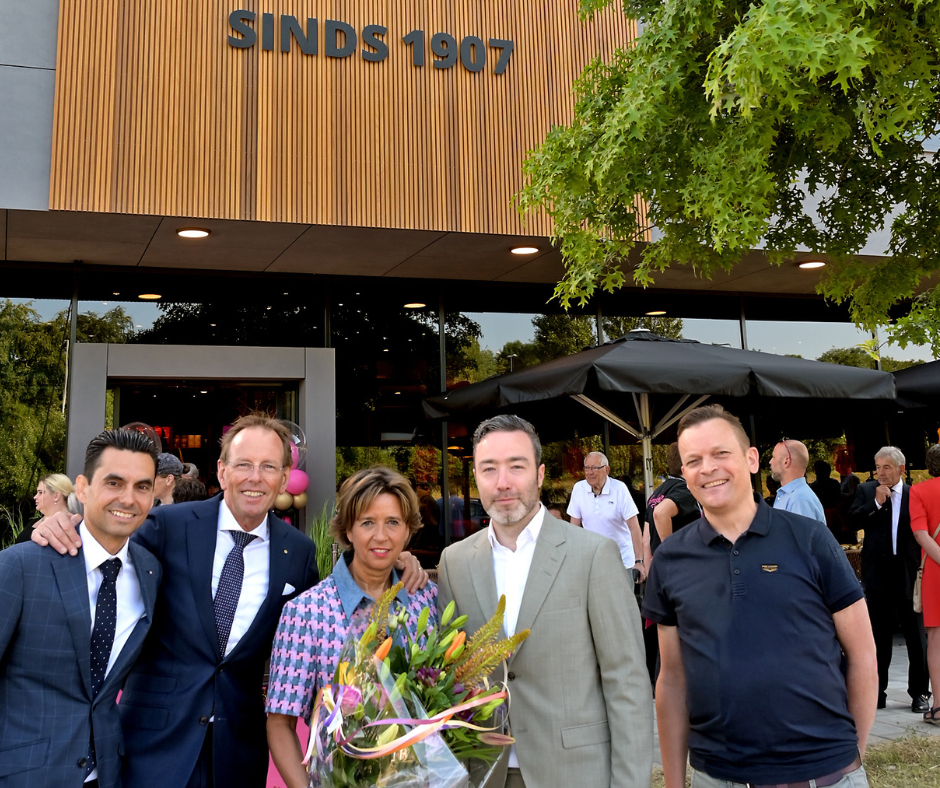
[489,499,538,527]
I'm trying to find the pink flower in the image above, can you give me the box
[339,685,362,714]
[478,733,515,746]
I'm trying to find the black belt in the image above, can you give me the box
[745,755,861,788]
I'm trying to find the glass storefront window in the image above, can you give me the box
[0,298,74,540]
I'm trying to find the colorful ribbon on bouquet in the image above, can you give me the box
[304,683,511,766]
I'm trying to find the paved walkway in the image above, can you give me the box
[651,636,937,767]
[869,636,939,746]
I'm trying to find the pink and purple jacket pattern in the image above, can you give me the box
[266,557,437,721]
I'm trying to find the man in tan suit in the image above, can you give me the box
[437,415,653,788]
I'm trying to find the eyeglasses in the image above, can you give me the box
[780,438,792,464]
[226,461,284,478]
[584,465,606,472]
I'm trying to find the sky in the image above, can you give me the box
[465,311,937,363]
[11,298,937,364]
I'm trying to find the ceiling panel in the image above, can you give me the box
[0,209,886,301]
[269,226,446,276]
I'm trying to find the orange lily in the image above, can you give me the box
[444,631,466,663]
[374,636,393,661]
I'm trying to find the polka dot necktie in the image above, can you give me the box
[90,558,121,698]
[86,557,121,777]
[213,531,257,657]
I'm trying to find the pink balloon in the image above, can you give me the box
[286,469,309,495]
[290,443,299,469]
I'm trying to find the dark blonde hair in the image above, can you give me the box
[219,412,292,468]
[40,473,75,499]
[330,466,422,550]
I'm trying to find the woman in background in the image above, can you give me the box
[16,473,74,544]
[911,444,940,724]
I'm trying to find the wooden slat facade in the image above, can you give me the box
[50,1,636,235]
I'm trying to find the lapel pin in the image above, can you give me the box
[284,549,288,554]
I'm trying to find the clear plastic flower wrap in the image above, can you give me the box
[305,584,524,788]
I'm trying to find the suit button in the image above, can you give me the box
[199,716,209,725]
[217,666,224,673]
[77,757,88,767]
[507,672,516,681]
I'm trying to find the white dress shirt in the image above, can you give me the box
[486,504,546,768]
[80,523,145,783]
[874,480,903,554]
[567,477,639,567]
[211,500,270,657]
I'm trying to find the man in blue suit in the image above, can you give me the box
[0,429,162,788]
[37,413,428,788]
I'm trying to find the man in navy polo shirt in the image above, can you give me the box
[643,405,878,788]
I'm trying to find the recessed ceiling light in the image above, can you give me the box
[200,390,208,394]
[138,293,161,300]
[645,310,667,316]
[448,445,462,450]
[177,228,210,238]
[511,246,539,255]
[112,292,120,296]
[209,323,216,327]
[404,302,426,308]
[798,260,826,269]
[383,348,389,352]
[395,391,401,395]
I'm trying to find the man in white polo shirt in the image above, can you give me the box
[568,452,646,581]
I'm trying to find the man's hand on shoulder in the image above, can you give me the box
[31,511,83,556]
[395,551,430,593]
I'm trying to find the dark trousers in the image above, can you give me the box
[867,558,928,698]
[185,723,214,788]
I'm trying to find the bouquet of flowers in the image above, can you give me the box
[305,583,529,788]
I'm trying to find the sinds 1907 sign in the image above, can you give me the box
[228,11,515,75]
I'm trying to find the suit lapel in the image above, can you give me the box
[52,551,93,699]
[511,517,566,662]
[187,501,222,656]
[469,533,499,632]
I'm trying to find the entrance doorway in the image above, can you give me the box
[67,344,336,526]
[113,381,299,490]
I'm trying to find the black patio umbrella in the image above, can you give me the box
[424,330,897,494]
[893,359,940,408]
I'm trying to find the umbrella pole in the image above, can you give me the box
[639,394,655,502]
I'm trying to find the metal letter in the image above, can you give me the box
[228,10,256,49]
[325,20,357,58]
[281,15,317,55]
[362,24,388,62]
[262,13,275,51]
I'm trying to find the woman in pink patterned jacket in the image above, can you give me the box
[266,466,437,788]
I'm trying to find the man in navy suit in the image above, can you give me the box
[37,413,428,788]
[0,429,162,788]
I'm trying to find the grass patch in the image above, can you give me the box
[650,734,940,788]
[865,734,940,787]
